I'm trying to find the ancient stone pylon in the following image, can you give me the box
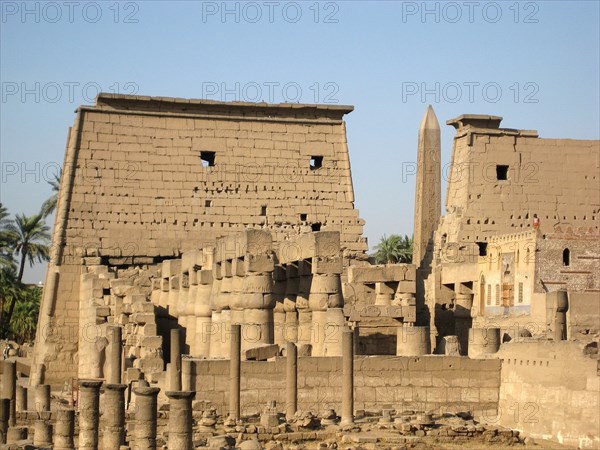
[413,105,441,267]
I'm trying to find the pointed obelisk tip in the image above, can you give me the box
[419,104,440,130]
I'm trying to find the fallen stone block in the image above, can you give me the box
[246,344,280,361]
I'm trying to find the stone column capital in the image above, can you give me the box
[78,380,103,390]
[133,387,161,397]
[165,390,196,400]
[104,383,127,392]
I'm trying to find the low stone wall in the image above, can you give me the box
[568,292,600,340]
[497,341,600,449]
[189,356,500,418]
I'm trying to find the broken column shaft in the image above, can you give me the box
[166,390,195,450]
[103,326,126,448]
[0,399,9,444]
[15,385,26,413]
[133,386,160,450]
[33,384,52,447]
[53,408,75,450]
[107,325,122,384]
[78,380,102,450]
[0,361,16,427]
[103,384,126,448]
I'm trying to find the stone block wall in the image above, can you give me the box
[439,121,599,247]
[535,229,600,294]
[33,94,369,385]
[188,356,501,417]
[498,341,600,449]
[568,292,600,340]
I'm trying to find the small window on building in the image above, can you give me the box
[200,151,216,167]
[300,213,307,221]
[496,165,509,180]
[563,248,570,266]
[518,282,524,303]
[487,284,491,305]
[476,242,488,257]
[495,284,500,306]
[310,156,323,170]
[205,200,212,207]
[260,205,267,216]
[311,223,321,231]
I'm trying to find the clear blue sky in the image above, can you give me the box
[1,1,599,283]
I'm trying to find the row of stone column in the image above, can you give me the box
[150,230,349,361]
[227,324,355,425]
[2,326,356,447]
[1,326,193,449]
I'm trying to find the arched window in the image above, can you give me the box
[563,248,570,267]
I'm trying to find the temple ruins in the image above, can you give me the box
[1,93,598,449]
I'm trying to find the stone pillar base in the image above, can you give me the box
[397,325,431,356]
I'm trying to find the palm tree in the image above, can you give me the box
[9,285,41,343]
[3,213,49,333]
[372,234,413,264]
[6,213,51,282]
[0,266,21,338]
[41,168,61,218]
[0,203,15,269]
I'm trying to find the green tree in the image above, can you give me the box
[40,168,61,218]
[0,203,15,269]
[9,285,41,343]
[0,266,21,338]
[6,213,51,282]
[372,234,413,264]
[3,213,50,332]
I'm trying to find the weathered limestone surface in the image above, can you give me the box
[0,361,16,427]
[190,356,501,417]
[78,380,102,450]
[413,105,441,267]
[54,408,75,450]
[166,390,195,449]
[32,93,368,384]
[133,386,160,450]
[498,341,599,449]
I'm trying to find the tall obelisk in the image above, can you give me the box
[413,105,441,267]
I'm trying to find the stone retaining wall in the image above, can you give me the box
[189,355,501,417]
